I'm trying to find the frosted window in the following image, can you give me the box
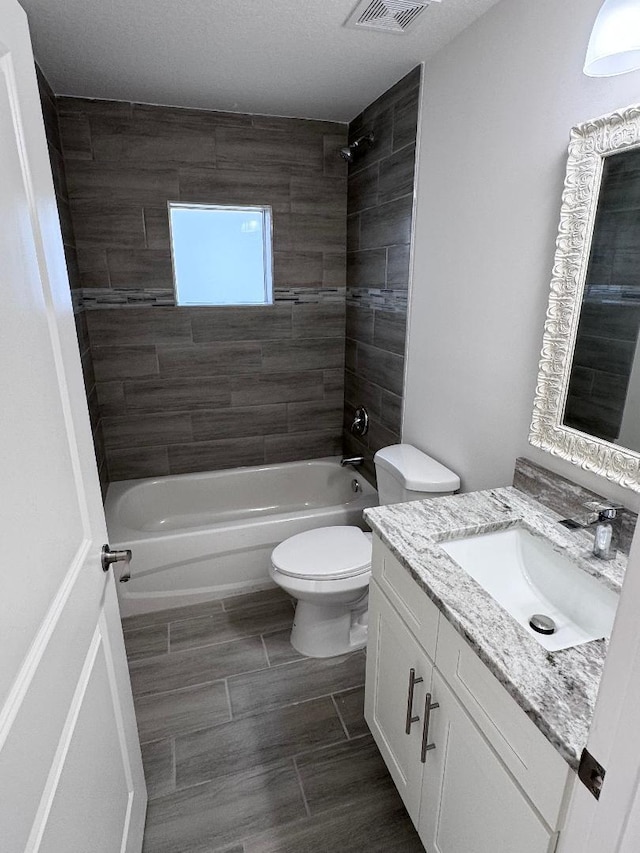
[169,203,273,306]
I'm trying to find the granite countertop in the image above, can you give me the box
[364,486,627,772]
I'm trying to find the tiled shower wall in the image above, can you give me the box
[36,68,108,493]
[343,67,421,483]
[55,97,348,479]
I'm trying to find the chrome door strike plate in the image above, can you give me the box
[578,748,605,800]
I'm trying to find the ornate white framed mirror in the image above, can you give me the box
[530,104,640,492]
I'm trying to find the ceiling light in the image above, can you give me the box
[584,0,640,77]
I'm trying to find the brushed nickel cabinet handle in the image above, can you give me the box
[420,691,440,762]
[405,668,424,734]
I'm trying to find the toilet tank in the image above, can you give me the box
[373,444,460,506]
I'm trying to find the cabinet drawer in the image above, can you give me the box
[372,538,439,661]
[436,616,571,828]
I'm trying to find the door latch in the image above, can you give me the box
[101,545,132,583]
[578,748,605,800]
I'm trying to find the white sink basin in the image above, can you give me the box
[440,527,618,651]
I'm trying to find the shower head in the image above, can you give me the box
[339,132,375,163]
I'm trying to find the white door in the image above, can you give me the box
[418,671,553,853]
[0,2,146,852]
[365,581,432,823]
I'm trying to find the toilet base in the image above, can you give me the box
[290,597,368,658]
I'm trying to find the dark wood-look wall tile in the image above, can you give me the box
[290,176,347,217]
[343,66,420,469]
[107,445,170,481]
[58,113,93,160]
[71,200,146,248]
[356,342,404,397]
[179,167,290,212]
[262,339,344,372]
[158,342,262,378]
[359,195,414,250]
[96,381,126,416]
[292,304,345,339]
[347,249,386,288]
[168,437,265,475]
[347,162,379,214]
[373,310,407,356]
[102,412,192,450]
[393,88,420,151]
[323,133,349,178]
[322,252,346,288]
[124,377,232,413]
[87,307,192,346]
[66,162,180,204]
[386,244,411,288]
[58,97,350,480]
[322,368,344,403]
[378,145,416,206]
[287,401,343,433]
[346,304,374,343]
[143,206,171,250]
[215,126,323,174]
[274,251,324,287]
[191,305,292,343]
[230,372,325,407]
[192,405,288,441]
[344,371,382,417]
[264,430,342,464]
[92,345,159,382]
[107,249,174,289]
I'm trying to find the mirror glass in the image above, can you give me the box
[563,148,640,453]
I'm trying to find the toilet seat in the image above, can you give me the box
[271,526,372,581]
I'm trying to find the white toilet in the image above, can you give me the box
[269,444,460,658]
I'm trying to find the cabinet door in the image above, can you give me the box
[419,672,554,853]
[365,580,433,823]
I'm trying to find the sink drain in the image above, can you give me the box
[529,614,556,635]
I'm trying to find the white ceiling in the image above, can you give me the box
[20,0,501,123]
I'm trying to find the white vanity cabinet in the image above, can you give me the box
[365,537,573,853]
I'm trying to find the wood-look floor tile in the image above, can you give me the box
[134,681,231,743]
[332,687,369,739]
[141,739,175,800]
[243,795,423,852]
[169,601,294,652]
[221,587,291,612]
[175,696,346,789]
[228,652,366,718]
[130,637,267,698]
[295,736,395,816]
[261,630,303,667]
[122,599,224,633]
[142,762,306,853]
[124,624,168,662]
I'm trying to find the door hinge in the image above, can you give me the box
[578,747,606,800]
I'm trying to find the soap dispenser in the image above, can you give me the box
[593,507,618,561]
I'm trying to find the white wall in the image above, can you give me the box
[404,0,640,511]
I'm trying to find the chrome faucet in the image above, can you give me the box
[341,456,364,468]
[560,502,622,561]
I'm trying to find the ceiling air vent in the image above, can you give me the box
[344,0,440,35]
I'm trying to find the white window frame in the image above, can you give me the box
[168,201,274,307]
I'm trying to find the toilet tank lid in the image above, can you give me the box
[374,444,460,493]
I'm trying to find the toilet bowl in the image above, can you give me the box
[270,445,460,658]
[270,526,372,657]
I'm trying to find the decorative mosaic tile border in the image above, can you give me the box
[80,286,345,309]
[346,287,408,313]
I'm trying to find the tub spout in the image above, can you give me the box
[341,456,364,467]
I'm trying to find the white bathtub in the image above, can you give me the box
[105,457,378,617]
